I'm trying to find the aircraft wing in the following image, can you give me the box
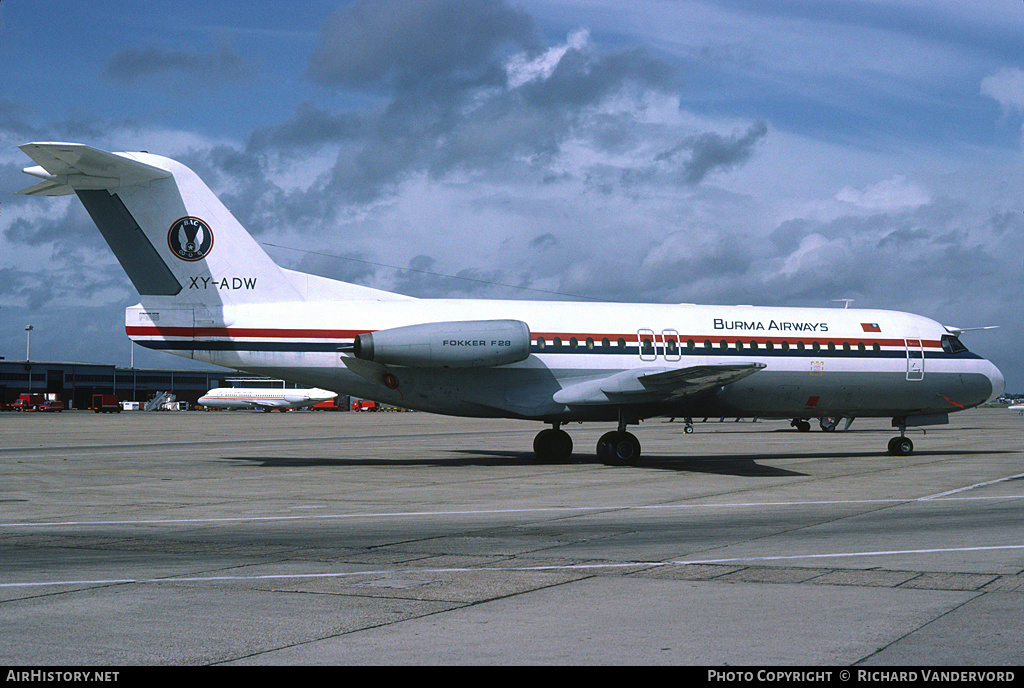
[553,363,766,406]
[247,400,287,409]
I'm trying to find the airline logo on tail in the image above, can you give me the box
[168,217,214,262]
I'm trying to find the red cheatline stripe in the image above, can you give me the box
[126,326,365,338]
[125,325,940,350]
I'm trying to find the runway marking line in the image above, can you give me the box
[1,491,1023,529]
[2,544,1023,589]
[917,472,1024,500]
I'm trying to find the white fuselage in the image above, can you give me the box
[131,299,1004,422]
[197,387,335,410]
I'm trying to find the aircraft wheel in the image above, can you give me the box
[597,431,641,466]
[684,425,694,434]
[820,416,838,432]
[533,428,573,463]
[887,437,914,456]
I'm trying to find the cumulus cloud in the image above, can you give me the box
[835,175,931,212]
[268,0,687,206]
[104,43,254,94]
[80,0,766,300]
[981,67,1024,112]
[657,121,769,185]
[778,233,851,278]
[506,29,589,89]
[306,0,540,90]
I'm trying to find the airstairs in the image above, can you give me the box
[144,391,176,411]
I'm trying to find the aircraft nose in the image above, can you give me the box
[985,361,1005,403]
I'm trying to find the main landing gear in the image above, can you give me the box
[533,424,573,463]
[596,429,641,466]
[534,412,644,466]
[790,416,855,432]
[596,408,643,466]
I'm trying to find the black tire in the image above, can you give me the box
[888,437,914,456]
[597,431,641,466]
[533,428,573,463]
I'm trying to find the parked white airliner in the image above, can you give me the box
[18,143,1005,464]
[198,387,335,411]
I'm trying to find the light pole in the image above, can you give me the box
[25,325,33,392]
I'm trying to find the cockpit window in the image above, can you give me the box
[941,334,968,354]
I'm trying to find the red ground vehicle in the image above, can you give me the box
[11,394,45,411]
[351,399,379,412]
[92,394,122,413]
[311,397,342,411]
[12,394,66,411]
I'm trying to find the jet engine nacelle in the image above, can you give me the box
[350,319,531,368]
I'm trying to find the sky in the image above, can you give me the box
[1,0,1021,391]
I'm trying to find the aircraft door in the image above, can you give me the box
[905,338,924,381]
[638,328,657,361]
[663,329,681,361]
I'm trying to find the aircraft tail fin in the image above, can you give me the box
[18,142,389,306]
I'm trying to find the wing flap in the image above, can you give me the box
[553,363,766,406]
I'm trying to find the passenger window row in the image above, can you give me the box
[533,337,886,353]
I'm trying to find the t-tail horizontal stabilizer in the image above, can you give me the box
[18,143,172,196]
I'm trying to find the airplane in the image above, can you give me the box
[1009,405,1024,416]
[197,386,336,412]
[17,142,1005,464]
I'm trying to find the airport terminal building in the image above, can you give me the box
[0,359,227,409]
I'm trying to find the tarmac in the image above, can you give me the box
[0,407,1021,666]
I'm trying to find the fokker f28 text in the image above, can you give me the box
[18,143,1005,464]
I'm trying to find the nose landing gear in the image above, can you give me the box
[888,418,914,456]
[887,436,914,456]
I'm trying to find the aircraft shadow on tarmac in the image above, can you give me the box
[219,447,1015,476]
[220,454,540,469]
[218,453,807,477]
